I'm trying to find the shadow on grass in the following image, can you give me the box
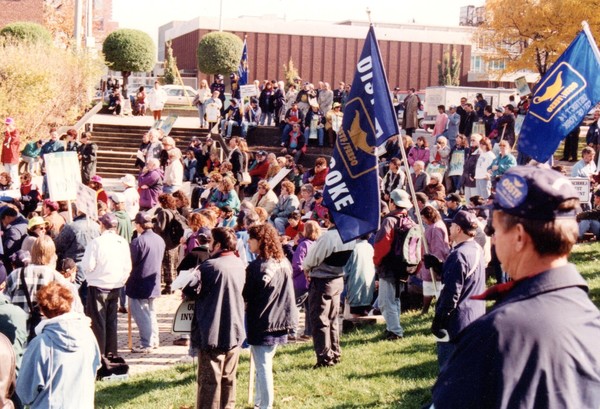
[95,365,195,407]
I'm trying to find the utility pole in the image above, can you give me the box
[74,0,83,50]
[218,0,224,31]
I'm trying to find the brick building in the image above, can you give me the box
[0,0,44,28]
[164,16,475,91]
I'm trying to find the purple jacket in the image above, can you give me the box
[408,146,430,167]
[126,229,166,299]
[291,238,314,294]
[419,220,450,282]
[138,168,163,209]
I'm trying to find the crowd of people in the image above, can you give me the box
[1,82,600,408]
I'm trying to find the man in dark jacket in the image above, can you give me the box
[431,166,600,409]
[127,212,165,353]
[191,227,246,409]
[427,210,485,368]
[0,206,27,270]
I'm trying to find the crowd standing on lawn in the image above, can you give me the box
[1,81,600,409]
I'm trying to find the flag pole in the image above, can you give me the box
[582,21,600,63]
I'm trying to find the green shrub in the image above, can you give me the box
[197,32,243,76]
[0,22,52,45]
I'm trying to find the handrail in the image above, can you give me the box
[55,101,104,136]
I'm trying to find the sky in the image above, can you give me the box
[112,0,485,44]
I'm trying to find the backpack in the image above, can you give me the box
[385,214,422,280]
[165,210,188,250]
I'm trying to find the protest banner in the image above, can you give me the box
[76,182,98,221]
[568,177,591,203]
[45,151,81,201]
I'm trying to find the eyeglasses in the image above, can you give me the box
[35,226,46,231]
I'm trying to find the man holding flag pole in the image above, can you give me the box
[318,11,434,347]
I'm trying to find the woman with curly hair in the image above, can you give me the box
[243,224,298,409]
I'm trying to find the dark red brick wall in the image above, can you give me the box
[171,29,472,90]
[0,0,44,28]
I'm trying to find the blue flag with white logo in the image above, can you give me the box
[238,39,248,86]
[323,26,399,243]
[519,25,600,162]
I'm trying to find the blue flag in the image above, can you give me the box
[238,39,248,86]
[519,25,600,162]
[323,26,399,243]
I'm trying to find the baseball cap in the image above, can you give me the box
[390,188,413,209]
[99,212,118,229]
[110,192,125,204]
[216,74,223,80]
[134,212,153,226]
[333,102,341,108]
[452,210,479,233]
[4,118,13,125]
[43,199,59,211]
[394,86,400,91]
[91,175,102,184]
[197,226,212,244]
[495,106,504,114]
[445,193,461,203]
[257,150,267,157]
[493,166,579,220]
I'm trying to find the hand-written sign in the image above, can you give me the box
[45,152,81,201]
[172,300,195,333]
[76,182,98,221]
[240,84,258,98]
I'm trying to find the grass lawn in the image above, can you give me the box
[95,242,600,409]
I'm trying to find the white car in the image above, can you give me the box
[162,85,198,106]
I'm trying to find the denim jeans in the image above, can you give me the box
[475,178,491,199]
[119,287,127,309]
[378,276,403,336]
[129,297,159,348]
[579,219,600,239]
[437,341,456,370]
[220,119,237,137]
[272,217,288,235]
[260,112,273,126]
[241,121,257,138]
[304,127,324,146]
[251,345,278,409]
[280,124,292,144]
[197,104,207,127]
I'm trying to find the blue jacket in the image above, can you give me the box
[243,257,298,345]
[433,239,486,340]
[16,313,100,408]
[126,229,165,299]
[433,264,600,409]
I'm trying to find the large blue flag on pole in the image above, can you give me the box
[238,38,248,86]
[518,22,600,162]
[323,26,399,243]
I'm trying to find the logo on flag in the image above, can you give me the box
[323,26,399,243]
[518,23,600,162]
[529,63,586,123]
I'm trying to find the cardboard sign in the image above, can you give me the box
[568,178,591,203]
[514,76,531,96]
[172,300,195,333]
[45,152,81,201]
[76,182,98,221]
[240,84,258,98]
[206,102,221,122]
[152,115,178,136]
[267,167,292,189]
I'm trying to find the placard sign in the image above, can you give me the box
[240,84,258,98]
[45,152,81,201]
[172,300,195,333]
[76,182,98,221]
[568,178,590,203]
[267,168,292,189]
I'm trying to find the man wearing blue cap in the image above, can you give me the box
[430,165,600,409]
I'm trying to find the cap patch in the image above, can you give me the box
[496,174,528,210]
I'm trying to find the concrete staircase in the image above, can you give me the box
[89,122,333,178]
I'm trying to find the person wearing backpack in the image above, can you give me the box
[424,210,485,369]
[153,194,188,295]
[373,188,422,341]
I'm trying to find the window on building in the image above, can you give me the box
[488,59,506,71]
[471,56,484,73]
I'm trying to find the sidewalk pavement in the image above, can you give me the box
[116,291,307,376]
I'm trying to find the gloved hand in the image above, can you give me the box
[424,254,443,275]
[431,313,448,339]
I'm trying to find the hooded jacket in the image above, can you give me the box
[0,333,15,409]
[16,312,101,409]
[0,294,27,374]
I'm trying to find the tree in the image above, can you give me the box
[437,48,462,86]
[0,22,52,45]
[477,0,600,76]
[0,40,103,141]
[197,32,243,76]
[283,57,300,91]
[163,40,177,85]
[102,29,155,97]
[43,0,75,47]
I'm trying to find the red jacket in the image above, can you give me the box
[249,159,269,179]
[2,129,20,164]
